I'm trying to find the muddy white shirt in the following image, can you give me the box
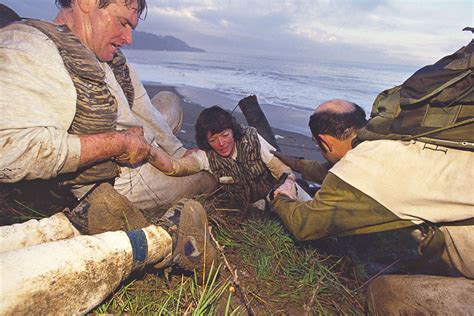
[0,23,185,182]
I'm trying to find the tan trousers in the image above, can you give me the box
[440,224,474,279]
[115,162,216,209]
[367,224,474,314]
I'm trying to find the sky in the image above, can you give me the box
[3,0,473,66]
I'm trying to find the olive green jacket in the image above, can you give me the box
[274,161,474,279]
[273,168,414,241]
[294,159,332,184]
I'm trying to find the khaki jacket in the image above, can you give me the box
[273,140,474,278]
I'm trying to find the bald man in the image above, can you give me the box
[272,99,365,185]
[271,99,473,279]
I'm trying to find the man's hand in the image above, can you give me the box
[79,128,150,168]
[114,127,151,166]
[270,150,303,172]
[273,178,297,200]
[268,172,297,201]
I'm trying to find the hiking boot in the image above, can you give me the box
[64,182,149,235]
[153,199,218,277]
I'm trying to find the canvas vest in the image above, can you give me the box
[206,127,275,204]
[22,20,135,185]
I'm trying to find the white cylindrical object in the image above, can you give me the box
[0,212,80,253]
[0,225,172,315]
[150,91,183,135]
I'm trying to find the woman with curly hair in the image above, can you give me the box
[147,105,310,205]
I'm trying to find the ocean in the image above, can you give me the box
[124,49,418,136]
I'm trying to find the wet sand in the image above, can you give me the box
[144,83,324,161]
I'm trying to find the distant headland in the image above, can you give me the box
[125,31,205,53]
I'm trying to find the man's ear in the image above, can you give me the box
[76,0,94,13]
[318,134,333,152]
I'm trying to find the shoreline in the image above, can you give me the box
[144,82,324,161]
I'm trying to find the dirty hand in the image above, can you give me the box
[273,178,297,200]
[270,150,303,172]
[114,127,151,166]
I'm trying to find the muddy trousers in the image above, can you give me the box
[0,213,172,315]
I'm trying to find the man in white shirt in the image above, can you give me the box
[0,1,216,210]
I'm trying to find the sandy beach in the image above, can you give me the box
[144,83,324,162]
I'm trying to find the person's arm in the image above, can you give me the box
[297,160,332,184]
[127,66,187,158]
[273,173,414,241]
[147,147,203,176]
[258,135,297,198]
[0,127,150,183]
[147,146,174,174]
[80,127,150,168]
[0,127,80,182]
[270,150,331,184]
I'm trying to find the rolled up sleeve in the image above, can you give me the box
[0,25,79,182]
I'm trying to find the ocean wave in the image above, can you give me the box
[125,49,415,114]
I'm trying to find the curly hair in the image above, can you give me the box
[195,106,244,150]
[55,0,147,19]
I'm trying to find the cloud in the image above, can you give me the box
[2,0,472,65]
[140,0,471,65]
[149,7,200,21]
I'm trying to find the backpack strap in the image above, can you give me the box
[402,69,472,105]
[409,117,474,150]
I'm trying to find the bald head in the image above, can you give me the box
[309,99,367,140]
[315,99,358,114]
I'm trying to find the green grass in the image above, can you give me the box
[93,217,365,314]
[1,188,366,314]
[222,218,364,313]
[95,264,241,315]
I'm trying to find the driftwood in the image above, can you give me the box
[238,95,281,151]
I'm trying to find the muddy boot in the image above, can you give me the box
[153,199,218,278]
[64,183,149,235]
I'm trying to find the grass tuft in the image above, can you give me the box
[219,217,364,314]
[95,263,240,315]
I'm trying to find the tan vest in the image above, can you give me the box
[330,139,474,224]
[207,127,275,204]
[23,20,135,185]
